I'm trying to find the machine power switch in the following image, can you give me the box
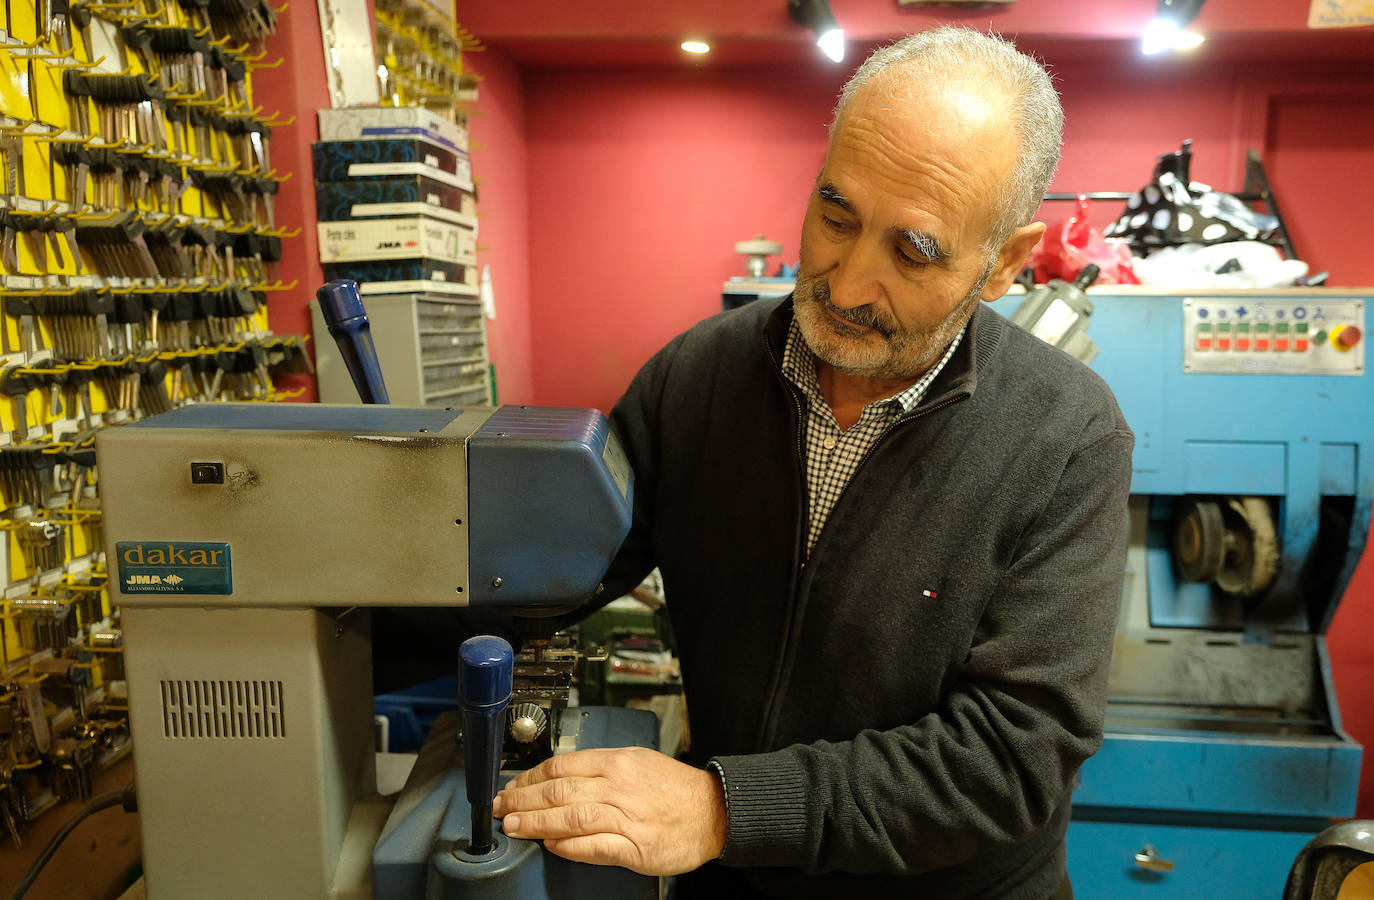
[1331,324,1363,351]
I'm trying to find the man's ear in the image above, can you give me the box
[980,222,1046,301]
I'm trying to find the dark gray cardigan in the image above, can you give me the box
[601,296,1134,899]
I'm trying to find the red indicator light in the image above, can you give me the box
[1197,338,1212,350]
[1236,339,1251,351]
[1256,339,1270,350]
[1295,339,1309,352]
[1276,339,1290,351]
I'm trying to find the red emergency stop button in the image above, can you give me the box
[1331,324,1363,351]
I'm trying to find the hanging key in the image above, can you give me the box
[2,365,35,438]
[61,69,92,136]
[30,363,67,421]
[65,366,92,428]
[139,359,171,415]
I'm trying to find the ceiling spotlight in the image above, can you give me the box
[681,40,710,54]
[1142,0,1207,55]
[789,0,846,63]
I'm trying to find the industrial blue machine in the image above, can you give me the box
[993,287,1369,897]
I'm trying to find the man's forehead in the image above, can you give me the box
[822,77,1017,242]
[836,74,1016,159]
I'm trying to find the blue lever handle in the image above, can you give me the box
[316,279,390,404]
[459,635,514,855]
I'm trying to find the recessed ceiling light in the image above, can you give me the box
[681,40,710,54]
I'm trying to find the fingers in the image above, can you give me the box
[501,801,631,843]
[494,770,604,816]
[509,747,624,789]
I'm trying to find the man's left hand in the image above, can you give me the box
[491,746,726,876]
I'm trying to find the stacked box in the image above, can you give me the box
[317,107,469,152]
[313,175,476,226]
[312,139,472,186]
[311,111,491,401]
[313,135,477,295]
[317,217,478,294]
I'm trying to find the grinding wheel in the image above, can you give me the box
[1215,496,1280,597]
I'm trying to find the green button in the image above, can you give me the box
[1257,323,1271,332]
[1316,330,1329,344]
[1218,322,1232,332]
[1237,323,1251,333]
[1197,322,1212,332]
[1277,322,1290,333]
[1296,322,1309,333]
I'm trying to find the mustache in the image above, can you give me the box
[805,280,895,338]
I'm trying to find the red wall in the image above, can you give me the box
[468,48,537,403]
[251,3,331,400]
[524,64,845,409]
[524,54,1374,413]
[515,50,1374,815]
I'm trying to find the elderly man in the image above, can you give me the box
[492,27,1133,899]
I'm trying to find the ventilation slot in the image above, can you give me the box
[161,680,286,739]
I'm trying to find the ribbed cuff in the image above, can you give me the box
[708,751,810,868]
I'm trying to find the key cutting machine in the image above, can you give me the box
[94,281,658,899]
[995,286,1370,897]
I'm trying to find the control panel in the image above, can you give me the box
[1183,298,1364,375]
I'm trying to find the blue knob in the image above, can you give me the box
[459,636,514,708]
[459,635,514,855]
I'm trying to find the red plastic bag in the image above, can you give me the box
[1029,196,1139,285]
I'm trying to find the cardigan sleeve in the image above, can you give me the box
[710,425,1134,874]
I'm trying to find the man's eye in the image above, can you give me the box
[821,215,850,232]
[895,246,928,268]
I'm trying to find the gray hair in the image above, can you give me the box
[832,27,1063,251]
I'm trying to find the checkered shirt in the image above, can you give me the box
[781,318,965,558]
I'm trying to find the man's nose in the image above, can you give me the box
[828,236,886,309]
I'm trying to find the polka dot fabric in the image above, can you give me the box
[1105,170,1280,252]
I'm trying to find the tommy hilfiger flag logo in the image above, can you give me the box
[922,589,938,599]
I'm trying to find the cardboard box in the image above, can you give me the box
[358,279,479,297]
[313,176,476,225]
[323,258,477,286]
[317,217,476,264]
[317,107,468,151]
[312,139,472,185]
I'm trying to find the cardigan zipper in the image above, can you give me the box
[756,330,811,753]
[754,387,971,752]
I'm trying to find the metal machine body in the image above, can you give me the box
[993,287,1369,897]
[95,402,653,899]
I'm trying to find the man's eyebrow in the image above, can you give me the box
[817,183,854,213]
[893,228,951,263]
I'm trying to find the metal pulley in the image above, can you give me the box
[1173,495,1280,597]
[734,234,783,279]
